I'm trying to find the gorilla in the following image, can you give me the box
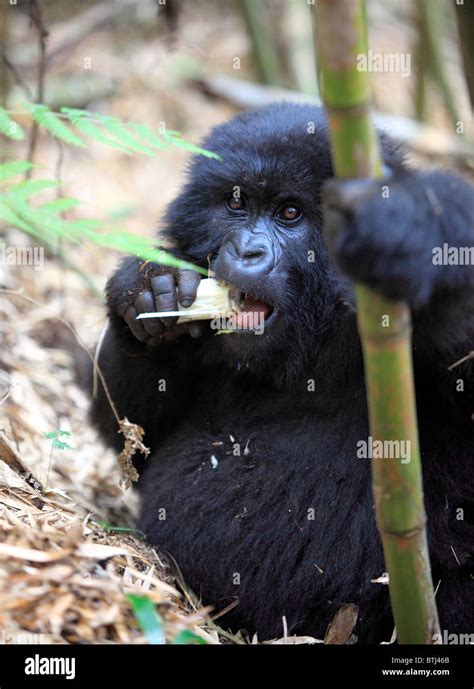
[91,103,473,643]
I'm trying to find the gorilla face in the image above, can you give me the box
[212,183,313,329]
[162,104,345,374]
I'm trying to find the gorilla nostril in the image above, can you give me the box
[242,248,265,261]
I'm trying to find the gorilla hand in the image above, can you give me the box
[322,174,439,307]
[106,256,204,343]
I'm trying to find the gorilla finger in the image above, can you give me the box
[323,179,378,213]
[177,270,201,307]
[150,274,178,321]
[124,306,148,342]
[134,291,164,337]
[135,290,156,314]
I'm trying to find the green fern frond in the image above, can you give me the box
[101,117,155,155]
[0,161,35,181]
[41,197,81,212]
[0,107,25,140]
[3,195,73,243]
[1,190,206,276]
[72,118,133,153]
[129,123,167,150]
[162,130,221,159]
[8,179,58,198]
[59,107,94,122]
[1,105,220,159]
[0,199,38,233]
[92,230,208,274]
[61,108,132,153]
[29,104,85,147]
[65,218,103,234]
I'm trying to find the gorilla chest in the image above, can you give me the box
[157,377,370,486]
[139,380,377,630]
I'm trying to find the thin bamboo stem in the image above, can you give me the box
[314,0,440,644]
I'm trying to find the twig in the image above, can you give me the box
[26,0,48,179]
[448,351,474,371]
[1,53,34,101]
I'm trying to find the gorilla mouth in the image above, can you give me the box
[230,287,275,330]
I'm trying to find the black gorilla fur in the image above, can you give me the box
[92,103,473,642]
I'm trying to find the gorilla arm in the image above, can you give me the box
[323,170,474,380]
[90,256,205,457]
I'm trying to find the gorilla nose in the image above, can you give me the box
[220,229,274,279]
[230,235,265,262]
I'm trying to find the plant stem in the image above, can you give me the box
[417,0,459,129]
[239,0,283,86]
[26,0,48,178]
[454,0,474,108]
[44,444,54,493]
[314,0,440,644]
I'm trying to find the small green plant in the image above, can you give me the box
[96,520,145,538]
[172,629,208,645]
[43,429,73,491]
[127,593,209,645]
[127,594,166,645]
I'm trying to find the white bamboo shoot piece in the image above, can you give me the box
[136,277,237,324]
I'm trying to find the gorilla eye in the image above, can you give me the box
[226,195,245,211]
[277,204,302,222]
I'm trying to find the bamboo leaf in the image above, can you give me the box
[127,595,166,645]
[0,107,25,140]
[29,104,85,147]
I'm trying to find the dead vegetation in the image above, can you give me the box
[0,286,223,644]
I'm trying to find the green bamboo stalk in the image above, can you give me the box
[417,0,459,129]
[414,2,429,122]
[238,0,283,86]
[454,0,474,109]
[314,0,440,644]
